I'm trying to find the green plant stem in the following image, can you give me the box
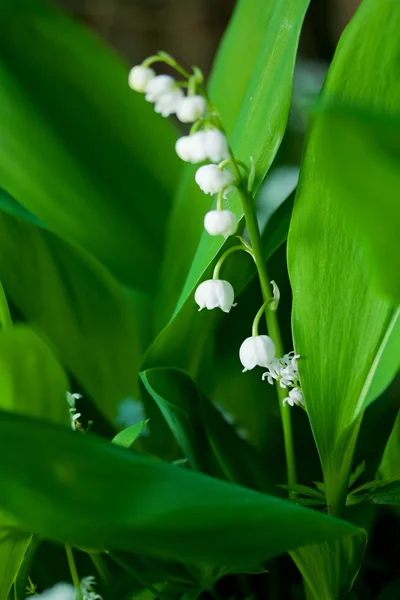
[89,553,111,585]
[229,152,297,495]
[107,552,168,600]
[0,280,12,331]
[65,545,83,600]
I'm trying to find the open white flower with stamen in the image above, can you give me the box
[283,387,304,408]
[145,75,176,102]
[195,164,234,196]
[80,576,103,600]
[195,279,235,313]
[176,131,207,163]
[239,335,276,372]
[176,95,206,123]
[203,129,229,162]
[128,65,155,92]
[36,582,76,600]
[204,210,238,238]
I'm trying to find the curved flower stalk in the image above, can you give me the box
[128,52,303,492]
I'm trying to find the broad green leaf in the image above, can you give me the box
[0,211,141,421]
[291,531,367,600]
[287,2,400,594]
[156,0,310,329]
[140,368,270,492]
[316,105,400,301]
[112,421,148,449]
[379,411,400,480]
[0,517,30,600]
[0,411,360,567]
[368,480,400,505]
[0,0,180,290]
[0,325,69,425]
[287,0,400,512]
[0,325,68,600]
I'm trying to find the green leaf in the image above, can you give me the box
[0,324,68,424]
[0,325,69,600]
[379,411,400,480]
[0,411,361,567]
[112,421,148,449]
[287,0,400,513]
[348,461,366,489]
[0,211,141,422]
[0,518,30,600]
[317,104,400,301]
[0,0,180,290]
[368,479,400,505]
[156,0,310,329]
[140,368,270,492]
[291,531,367,600]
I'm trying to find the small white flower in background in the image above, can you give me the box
[66,392,82,431]
[176,95,206,123]
[128,65,155,92]
[283,387,304,408]
[144,74,175,101]
[32,582,76,599]
[203,129,229,162]
[239,336,276,372]
[195,164,234,197]
[195,279,235,313]
[80,576,103,600]
[175,131,207,163]
[204,210,238,238]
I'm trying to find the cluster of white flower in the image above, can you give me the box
[128,58,239,244]
[66,392,82,431]
[262,352,304,407]
[128,55,304,409]
[30,576,102,600]
[240,339,304,407]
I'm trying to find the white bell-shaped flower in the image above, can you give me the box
[128,65,155,92]
[239,335,276,372]
[195,279,235,313]
[175,131,207,163]
[204,210,238,238]
[195,164,234,197]
[38,582,76,600]
[176,95,206,123]
[203,129,229,162]
[283,387,304,407]
[154,87,184,117]
[145,75,176,102]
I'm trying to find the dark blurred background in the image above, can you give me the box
[54,0,361,73]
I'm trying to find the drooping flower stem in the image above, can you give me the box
[0,280,12,332]
[65,545,83,600]
[228,151,297,495]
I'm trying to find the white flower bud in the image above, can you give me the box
[175,131,207,163]
[283,387,304,407]
[239,336,276,372]
[195,279,235,313]
[154,87,184,117]
[145,75,176,102]
[203,129,229,163]
[195,164,234,197]
[204,210,238,238]
[128,65,155,92]
[176,95,207,123]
